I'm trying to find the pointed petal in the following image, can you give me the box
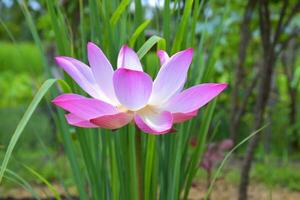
[172,110,198,123]
[87,42,119,104]
[134,110,173,134]
[90,112,133,129]
[52,93,118,120]
[55,57,108,101]
[113,68,152,111]
[62,57,94,79]
[117,45,143,71]
[157,50,185,94]
[164,83,227,113]
[157,50,169,66]
[65,113,98,128]
[150,48,194,105]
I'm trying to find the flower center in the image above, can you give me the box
[117,105,129,113]
[117,104,159,116]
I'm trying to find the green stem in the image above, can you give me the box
[128,125,138,200]
[135,126,143,200]
[144,135,156,200]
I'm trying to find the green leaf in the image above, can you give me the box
[24,165,62,200]
[204,124,269,200]
[3,168,41,200]
[57,79,72,93]
[144,135,156,200]
[0,79,56,183]
[137,35,166,59]
[183,100,217,199]
[18,0,48,73]
[110,0,131,27]
[129,20,151,47]
[171,0,194,53]
[44,0,70,54]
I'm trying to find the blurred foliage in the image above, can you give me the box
[0,42,43,74]
[253,162,300,191]
[0,150,72,189]
[0,42,43,107]
[0,107,52,148]
[0,106,63,189]
[0,0,41,41]
[224,162,300,191]
[0,71,34,107]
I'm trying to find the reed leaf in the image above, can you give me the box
[0,79,56,183]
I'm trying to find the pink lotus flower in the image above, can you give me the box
[52,42,227,134]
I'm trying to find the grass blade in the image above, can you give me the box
[18,0,48,73]
[171,0,194,53]
[0,17,17,43]
[24,165,62,200]
[144,135,156,200]
[3,168,41,200]
[204,124,269,199]
[183,100,217,199]
[57,79,72,93]
[110,0,130,27]
[0,79,56,183]
[163,0,171,48]
[128,125,138,200]
[129,20,151,47]
[137,35,166,59]
[88,0,102,41]
[45,0,70,54]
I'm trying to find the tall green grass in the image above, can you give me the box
[1,0,232,199]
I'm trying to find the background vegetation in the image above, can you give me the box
[1,0,300,199]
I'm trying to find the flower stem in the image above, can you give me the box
[135,126,143,200]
